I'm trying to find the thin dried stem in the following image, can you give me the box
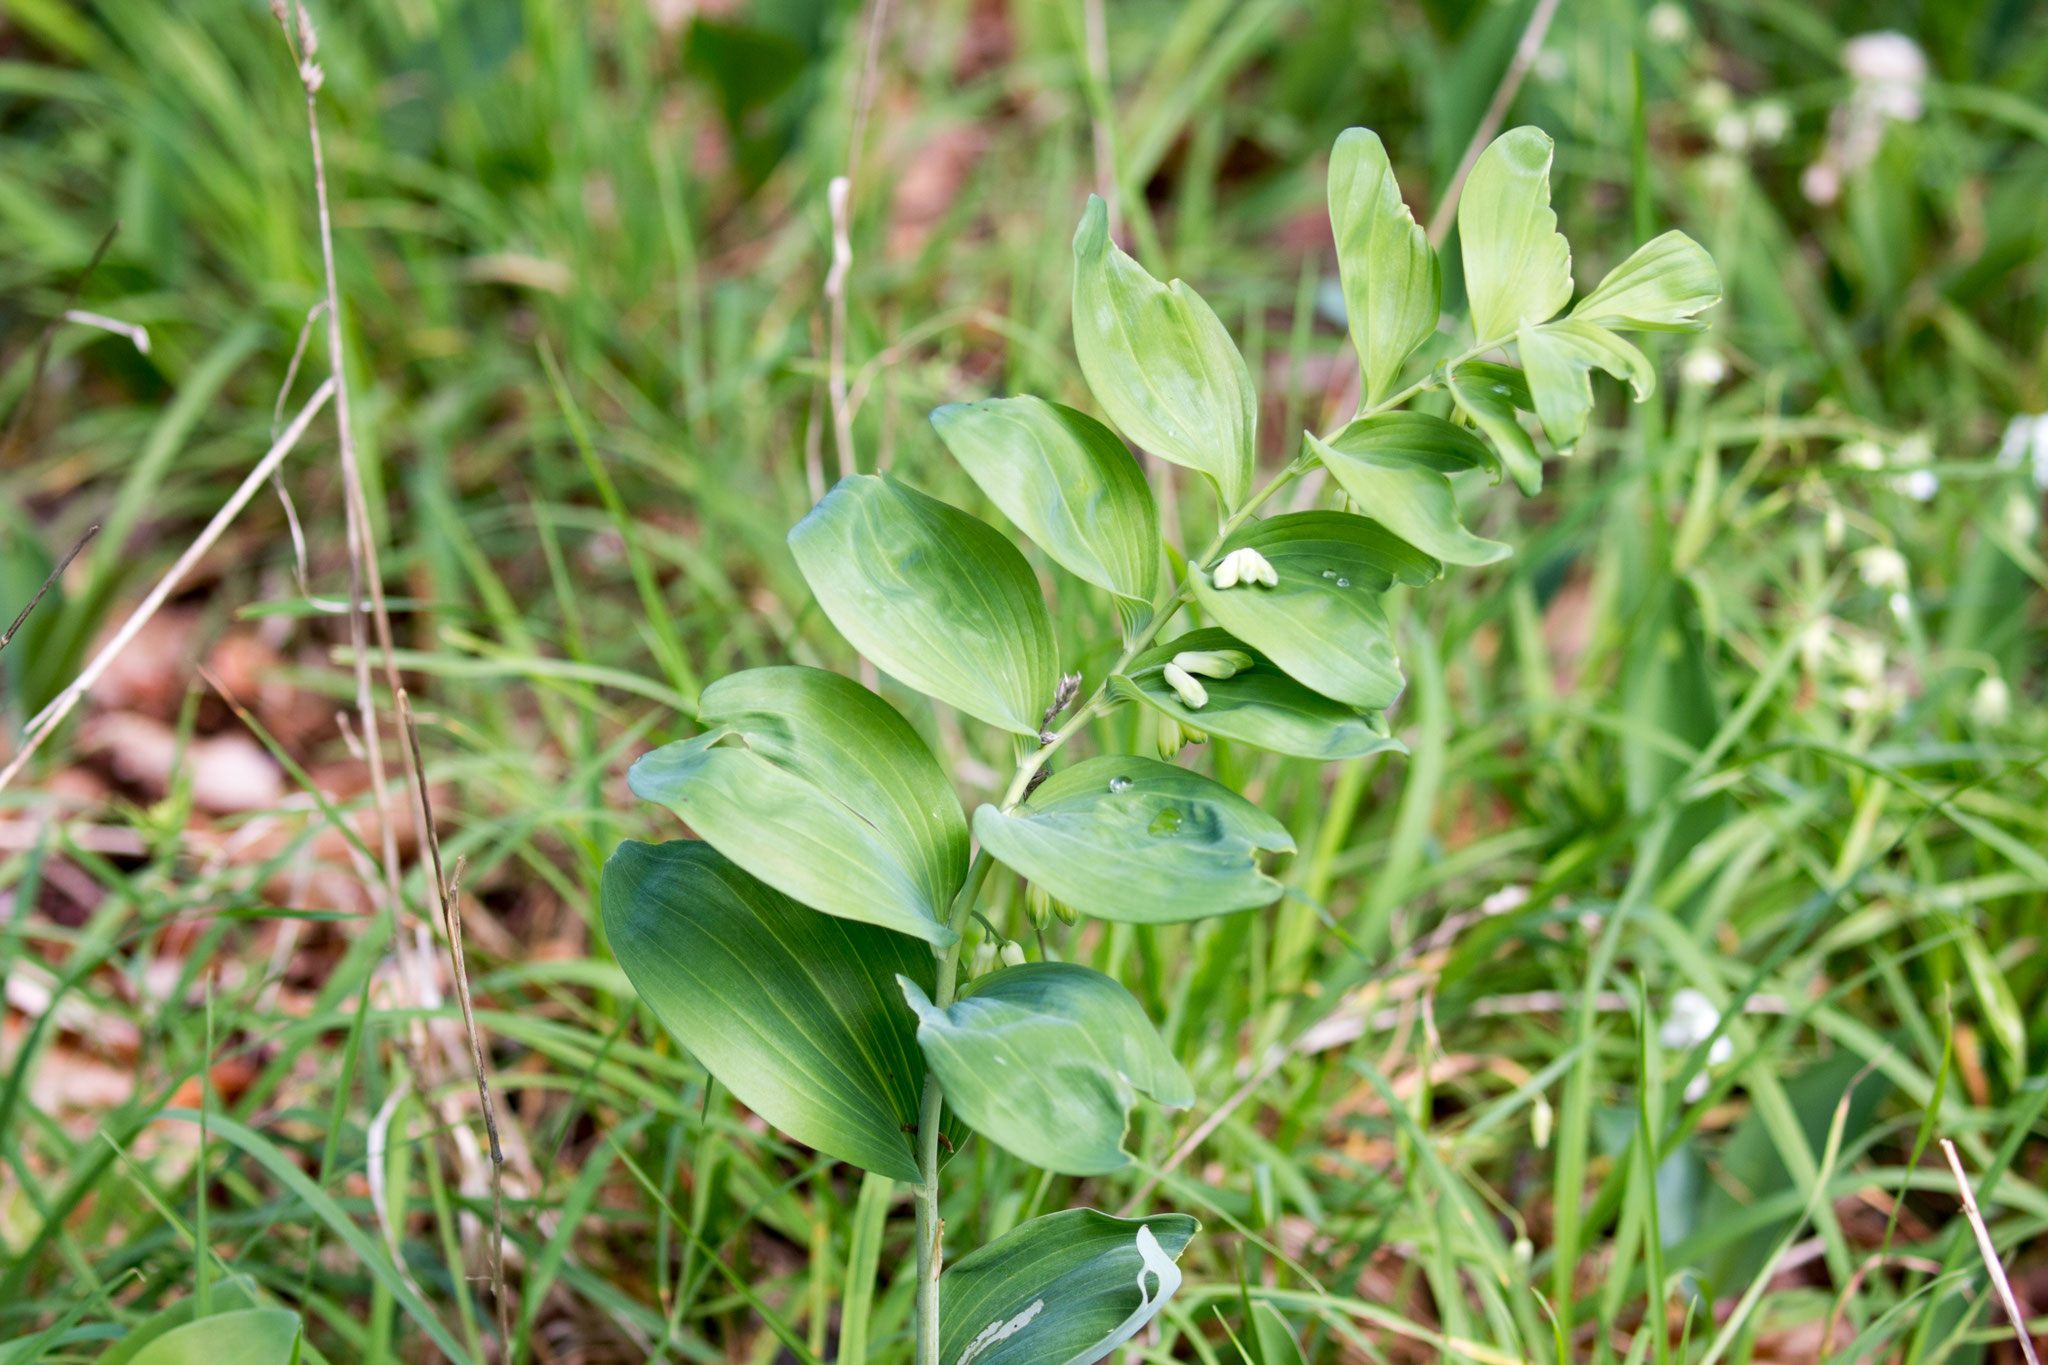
[402,691,511,1356]
[0,380,334,795]
[0,523,98,656]
[1941,1137,2043,1365]
[277,0,424,928]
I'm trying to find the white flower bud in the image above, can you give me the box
[1172,649,1253,679]
[1025,881,1051,929]
[1681,347,1726,387]
[972,940,997,976]
[1749,100,1792,145]
[998,941,1026,968]
[1855,546,1909,591]
[1971,676,2011,727]
[1894,469,1939,502]
[1645,2,1689,44]
[1162,662,1209,709]
[1211,547,1277,590]
[1053,897,1078,926]
[1155,715,1186,759]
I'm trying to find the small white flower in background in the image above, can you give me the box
[1681,346,1727,387]
[998,940,1026,968]
[1660,988,1735,1101]
[1824,505,1846,550]
[1646,1,1690,44]
[1481,884,1531,915]
[1211,547,1277,589]
[1995,413,2048,491]
[1749,100,1793,146]
[2004,491,2039,541]
[1805,31,1929,204]
[1713,112,1751,151]
[1843,635,1888,687]
[1843,32,1929,112]
[1894,468,1940,502]
[1692,79,1735,117]
[1534,48,1567,83]
[1162,662,1209,709]
[1971,676,2011,727]
[1855,545,1909,591]
[1838,439,1887,470]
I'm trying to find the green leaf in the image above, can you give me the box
[1458,127,1572,344]
[1311,414,1511,567]
[899,962,1191,1175]
[1251,1303,1309,1365]
[1517,319,1655,453]
[1190,512,1435,711]
[940,1209,1198,1365]
[1109,628,1403,761]
[1447,362,1543,496]
[1072,195,1257,508]
[930,396,1159,625]
[972,756,1293,923]
[1328,128,1439,407]
[1572,230,1721,332]
[98,1282,268,1365]
[627,666,968,947]
[788,474,1058,735]
[124,1312,301,1365]
[602,839,938,1181]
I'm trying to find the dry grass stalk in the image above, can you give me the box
[0,379,334,795]
[1941,1137,2043,1365]
[401,689,512,1356]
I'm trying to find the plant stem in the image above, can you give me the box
[912,850,993,1365]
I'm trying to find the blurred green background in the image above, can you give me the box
[1,0,2045,1361]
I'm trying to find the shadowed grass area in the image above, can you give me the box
[1,0,2045,1361]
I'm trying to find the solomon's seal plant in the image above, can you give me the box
[604,125,1716,1365]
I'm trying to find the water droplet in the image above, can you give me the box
[1492,384,1511,396]
[1148,807,1183,836]
[1322,569,1337,579]
[1336,577,1350,588]
[1108,776,1132,794]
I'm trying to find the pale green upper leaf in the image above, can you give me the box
[1517,319,1655,453]
[788,474,1058,736]
[1252,1303,1310,1365]
[940,1209,1198,1365]
[900,961,1191,1175]
[1459,127,1572,344]
[1447,362,1543,496]
[123,1311,301,1365]
[628,666,968,947]
[1072,195,1257,508]
[1572,230,1722,332]
[972,756,1294,923]
[602,839,942,1181]
[1110,627,1402,761]
[1311,415,1511,567]
[1190,512,1436,711]
[97,1281,269,1365]
[930,396,1159,622]
[1328,128,1440,407]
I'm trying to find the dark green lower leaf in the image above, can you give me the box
[941,1209,1198,1365]
[602,839,936,1181]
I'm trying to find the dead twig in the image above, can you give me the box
[0,523,98,656]
[0,379,334,795]
[1424,0,1563,248]
[1942,1137,2043,1365]
[401,690,511,1357]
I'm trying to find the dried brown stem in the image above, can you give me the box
[0,523,97,656]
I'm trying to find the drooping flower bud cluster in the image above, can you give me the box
[1210,547,1278,589]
